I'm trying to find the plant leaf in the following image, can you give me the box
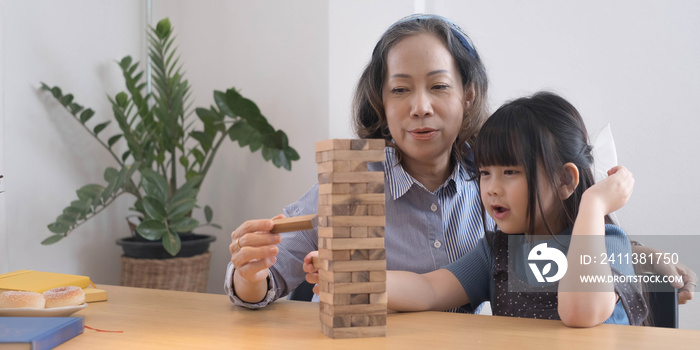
[136,219,168,240]
[80,109,95,123]
[107,134,123,148]
[115,92,129,108]
[169,217,198,233]
[60,94,74,107]
[76,184,105,204]
[140,168,169,202]
[190,131,212,153]
[161,230,181,256]
[168,198,196,219]
[204,205,213,223]
[47,222,69,234]
[143,196,167,220]
[41,235,64,245]
[93,121,110,136]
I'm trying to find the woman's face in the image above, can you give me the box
[382,33,465,169]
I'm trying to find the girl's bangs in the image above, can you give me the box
[474,113,525,168]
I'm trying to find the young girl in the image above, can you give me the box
[391,92,649,326]
[316,92,648,327]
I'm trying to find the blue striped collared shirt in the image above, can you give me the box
[225,146,491,310]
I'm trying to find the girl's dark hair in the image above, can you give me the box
[352,14,488,166]
[474,91,613,235]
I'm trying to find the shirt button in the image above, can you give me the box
[430,203,438,212]
[433,240,442,248]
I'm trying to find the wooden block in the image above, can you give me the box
[368,226,385,237]
[331,282,385,294]
[317,160,352,174]
[350,226,368,238]
[318,249,351,261]
[318,171,384,185]
[319,270,352,283]
[317,226,351,238]
[319,291,351,305]
[348,183,368,194]
[322,325,386,339]
[367,182,385,193]
[319,313,352,328]
[368,249,385,260]
[351,293,370,304]
[321,237,384,250]
[320,302,386,316]
[350,249,369,260]
[315,149,385,163]
[326,259,386,272]
[368,205,385,215]
[351,139,385,151]
[320,216,385,228]
[369,271,386,282]
[352,271,370,282]
[269,214,317,234]
[348,204,368,216]
[368,314,387,326]
[318,204,350,216]
[318,204,367,216]
[319,193,385,206]
[349,161,369,172]
[315,139,352,152]
[318,183,351,195]
[351,315,370,327]
[370,292,387,304]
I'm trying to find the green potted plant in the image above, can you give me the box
[39,18,299,291]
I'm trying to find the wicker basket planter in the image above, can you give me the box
[116,233,216,293]
[120,252,211,293]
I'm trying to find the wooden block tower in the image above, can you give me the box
[314,139,387,339]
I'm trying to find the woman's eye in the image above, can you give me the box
[432,84,449,90]
[391,87,408,94]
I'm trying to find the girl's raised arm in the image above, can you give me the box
[558,165,634,327]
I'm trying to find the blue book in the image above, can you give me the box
[0,317,84,350]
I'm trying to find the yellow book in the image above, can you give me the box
[0,270,92,293]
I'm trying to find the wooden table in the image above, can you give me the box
[59,285,699,349]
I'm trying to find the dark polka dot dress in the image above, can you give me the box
[490,232,648,325]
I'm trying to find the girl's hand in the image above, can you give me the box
[302,251,320,295]
[584,165,634,215]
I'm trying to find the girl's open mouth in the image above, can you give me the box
[491,205,509,219]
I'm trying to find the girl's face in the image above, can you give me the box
[382,33,465,169]
[479,164,562,235]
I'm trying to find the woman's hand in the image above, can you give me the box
[229,214,284,302]
[302,251,320,295]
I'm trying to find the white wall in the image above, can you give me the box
[1,0,698,329]
[0,0,7,273]
[0,0,328,295]
[149,0,329,294]
[1,0,146,283]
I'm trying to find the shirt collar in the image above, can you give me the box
[383,147,470,200]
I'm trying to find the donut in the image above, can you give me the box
[43,286,85,308]
[0,290,46,309]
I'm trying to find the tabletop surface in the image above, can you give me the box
[55,285,699,349]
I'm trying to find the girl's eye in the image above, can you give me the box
[479,170,490,177]
[504,169,519,175]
